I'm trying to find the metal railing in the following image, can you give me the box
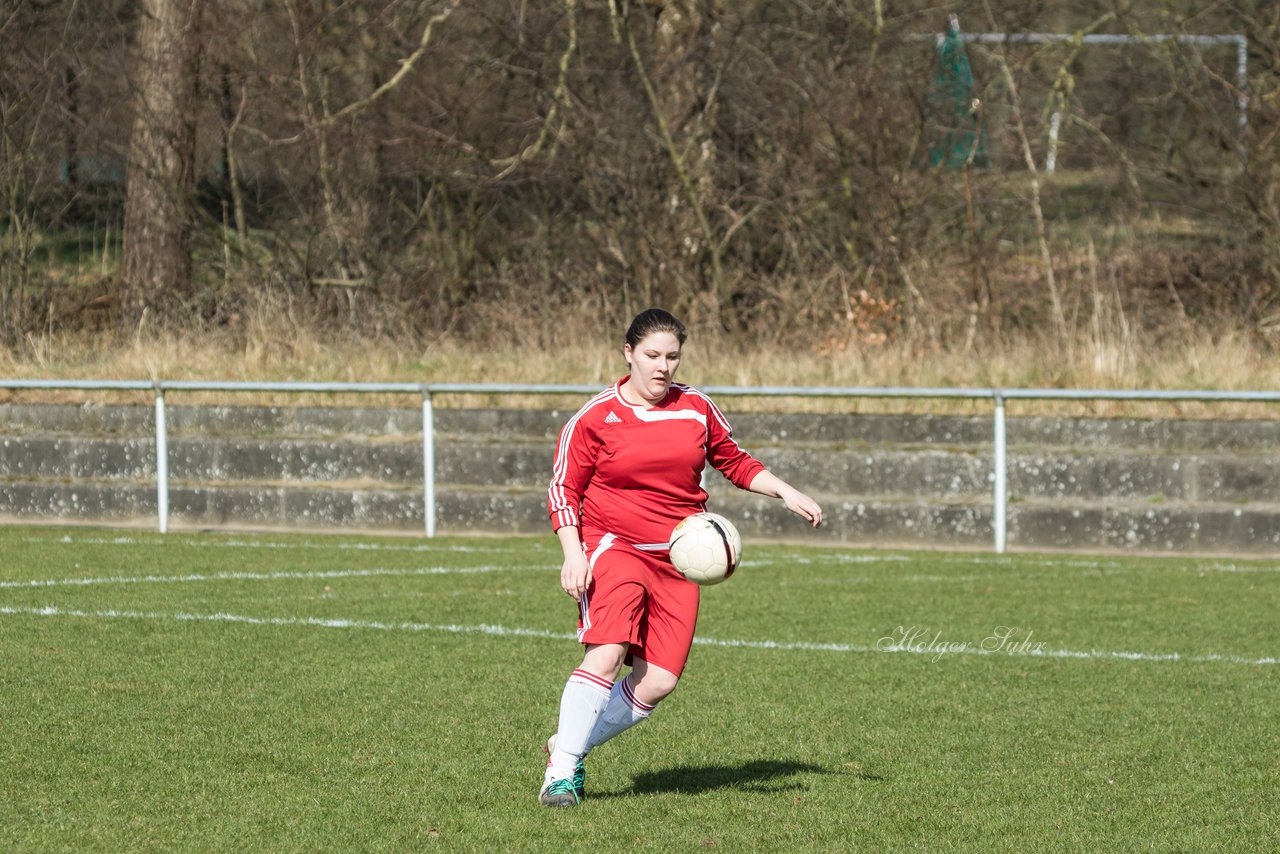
[3,379,1278,551]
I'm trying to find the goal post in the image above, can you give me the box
[918,27,1249,171]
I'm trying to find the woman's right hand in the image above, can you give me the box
[561,550,592,602]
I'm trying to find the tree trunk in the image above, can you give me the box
[121,0,204,318]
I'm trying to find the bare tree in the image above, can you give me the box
[120,0,204,318]
[4,0,1278,352]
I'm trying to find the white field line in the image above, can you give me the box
[0,604,1274,667]
[0,565,543,590]
[20,534,518,554]
[781,554,911,564]
[758,572,999,584]
[953,555,1280,574]
[0,604,571,640]
[20,534,1279,574]
[0,567,986,590]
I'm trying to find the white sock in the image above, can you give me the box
[546,668,612,784]
[586,674,656,751]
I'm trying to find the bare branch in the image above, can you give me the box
[979,0,1067,343]
[609,1,724,297]
[320,3,457,128]
[250,2,457,147]
[491,0,577,180]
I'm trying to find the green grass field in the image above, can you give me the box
[1,526,1276,852]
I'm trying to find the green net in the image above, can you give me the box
[928,22,989,170]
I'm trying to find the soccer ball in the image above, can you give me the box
[668,512,742,586]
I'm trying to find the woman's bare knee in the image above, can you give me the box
[580,643,627,679]
[629,659,679,704]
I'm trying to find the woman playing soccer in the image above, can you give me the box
[541,308,823,807]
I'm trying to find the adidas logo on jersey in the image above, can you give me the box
[604,410,622,424]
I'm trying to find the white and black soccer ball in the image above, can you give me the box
[668,512,742,586]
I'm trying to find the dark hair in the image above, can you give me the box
[625,308,687,349]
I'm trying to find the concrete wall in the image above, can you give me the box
[2,402,1278,554]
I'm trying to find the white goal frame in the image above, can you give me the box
[925,30,1249,171]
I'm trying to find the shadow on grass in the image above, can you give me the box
[593,759,882,799]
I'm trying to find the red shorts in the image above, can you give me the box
[577,533,701,676]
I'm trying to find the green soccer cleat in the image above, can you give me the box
[543,735,586,801]
[538,777,580,808]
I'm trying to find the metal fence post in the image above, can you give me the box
[422,390,435,538]
[993,391,1007,554]
[154,386,169,534]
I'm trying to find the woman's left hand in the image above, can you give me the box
[780,486,823,528]
[747,470,824,528]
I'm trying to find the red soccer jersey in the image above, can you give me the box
[548,378,766,548]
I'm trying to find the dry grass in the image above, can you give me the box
[1,322,1277,420]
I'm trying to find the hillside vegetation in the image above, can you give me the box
[2,2,1279,388]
